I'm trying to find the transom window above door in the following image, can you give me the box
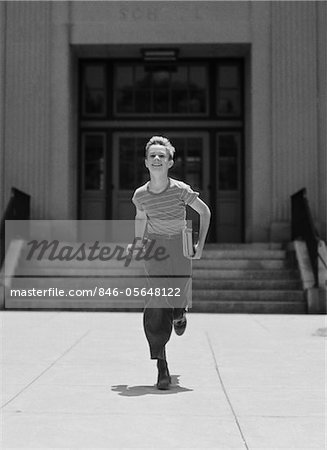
[114,64,208,115]
[80,60,243,119]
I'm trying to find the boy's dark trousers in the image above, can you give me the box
[143,233,191,360]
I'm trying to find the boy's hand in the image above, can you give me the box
[126,241,146,257]
[190,242,203,259]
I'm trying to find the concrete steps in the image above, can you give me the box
[194,289,303,302]
[193,269,299,279]
[189,300,306,314]
[5,242,306,313]
[193,259,290,269]
[192,279,302,290]
[200,249,286,259]
[191,244,305,313]
[10,276,302,292]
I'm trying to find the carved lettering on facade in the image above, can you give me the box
[119,6,160,22]
[119,5,204,22]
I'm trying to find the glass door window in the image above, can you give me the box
[82,133,106,192]
[218,134,241,192]
[216,64,242,117]
[216,132,242,242]
[80,132,107,219]
[118,137,149,189]
[81,65,107,118]
[168,137,203,192]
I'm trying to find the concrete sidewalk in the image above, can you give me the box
[0,311,326,449]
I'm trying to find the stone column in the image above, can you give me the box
[317,2,327,240]
[50,2,76,220]
[3,1,52,219]
[0,2,5,215]
[246,1,272,242]
[271,1,318,240]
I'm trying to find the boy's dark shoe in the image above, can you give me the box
[173,313,187,336]
[157,359,171,390]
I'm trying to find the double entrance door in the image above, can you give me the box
[80,130,243,242]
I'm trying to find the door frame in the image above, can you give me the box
[78,57,246,242]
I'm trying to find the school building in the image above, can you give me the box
[0,1,326,244]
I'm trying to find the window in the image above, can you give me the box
[217,64,242,117]
[114,64,208,116]
[217,133,241,191]
[81,65,106,117]
[82,133,106,191]
[118,137,149,189]
[80,60,243,120]
[169,137,203,190]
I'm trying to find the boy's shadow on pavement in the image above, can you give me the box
[111,375,193,396]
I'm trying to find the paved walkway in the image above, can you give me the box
[0,311,326,449]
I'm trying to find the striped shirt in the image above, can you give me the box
[132,178,199,235]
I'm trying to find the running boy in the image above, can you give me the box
[130,136,211,390]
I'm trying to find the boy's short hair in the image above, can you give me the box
[145,136,175,160]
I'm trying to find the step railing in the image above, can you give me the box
[0,187,30,267]
[291,188,320,287]
[318,240,327,290]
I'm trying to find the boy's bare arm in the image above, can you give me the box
[127,208,147,255]
[135,208,147,243]
[189,197,211,259]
